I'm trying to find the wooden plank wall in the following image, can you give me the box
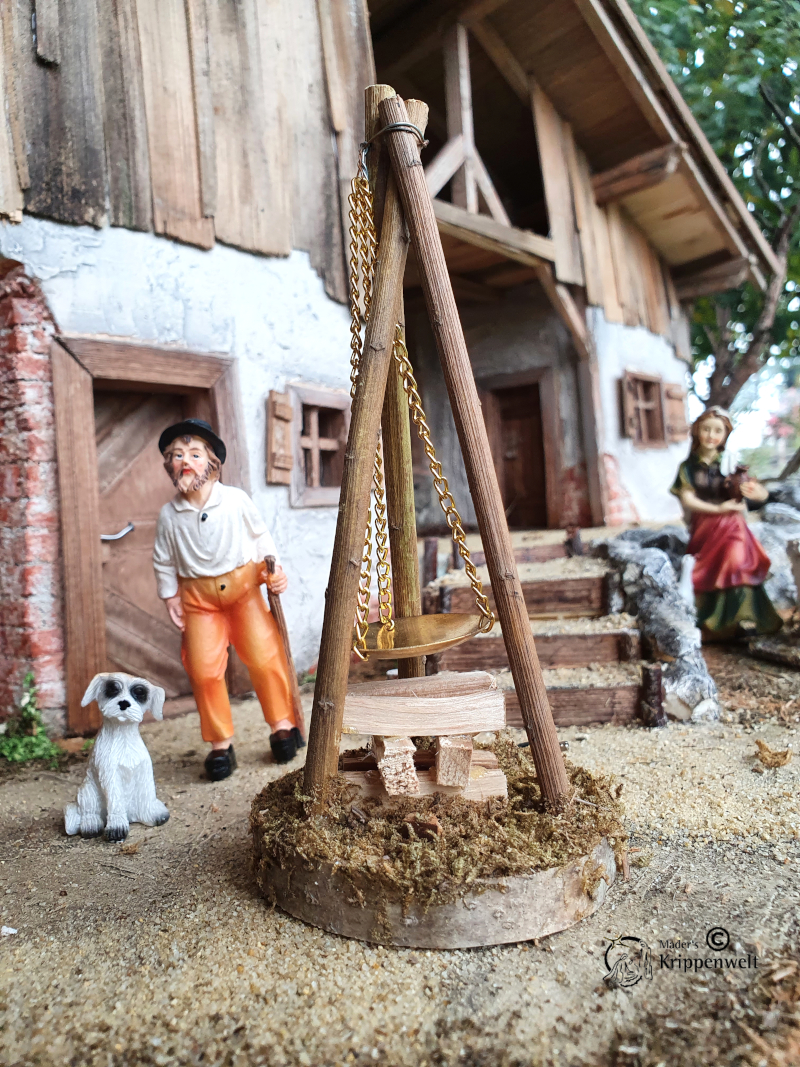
[533,84,674,340]
[0,0,371,301]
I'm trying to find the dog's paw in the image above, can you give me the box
[80,814,104,838]
[153,809,170,827]
[104,821,129,843]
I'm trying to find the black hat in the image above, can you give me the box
[158,419,227,464]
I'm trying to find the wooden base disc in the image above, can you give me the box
[256,839,616,949]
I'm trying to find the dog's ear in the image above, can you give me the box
[81,674,107,708]
[149,685,166,721]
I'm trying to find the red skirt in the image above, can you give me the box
[688,512,771,593]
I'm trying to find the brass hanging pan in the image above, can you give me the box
[358,612,483,660]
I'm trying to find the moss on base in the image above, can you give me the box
[250,734,626,914]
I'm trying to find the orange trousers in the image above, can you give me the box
[179,561,294,743]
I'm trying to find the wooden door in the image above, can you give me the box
[493,383,547,529]
[94,389,192,697]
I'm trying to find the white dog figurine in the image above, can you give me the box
[64,673,170,842]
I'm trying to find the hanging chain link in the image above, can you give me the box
[373,440,394,628]
[348,161,381,659]
[347,172,378,399]
[392,325,495,634]
[348,155,493,657]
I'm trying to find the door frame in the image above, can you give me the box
[51,336,250,733]
[476,366,563,530]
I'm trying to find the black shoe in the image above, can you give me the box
[291,726,306,749]
[270,729,298,764]
[204,744,237,782]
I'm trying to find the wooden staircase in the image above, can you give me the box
[423,545,656,729]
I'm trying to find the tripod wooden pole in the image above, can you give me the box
[303,92,430,796]
[365,86,425,682]
[379,94,569,808]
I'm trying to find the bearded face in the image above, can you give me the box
[163,435,220,493]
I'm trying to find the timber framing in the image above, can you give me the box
[52,337,249,732]
[591,144,683,205]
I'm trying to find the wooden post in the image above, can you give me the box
[380,94,570,808]
[303,90,430,796]
[366,88,426,682]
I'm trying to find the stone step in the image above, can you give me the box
[426,557,615,620]
[494,665,648,729]
[437,614,639,671]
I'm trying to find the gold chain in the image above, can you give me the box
[349,169,382,658]
[347,175,378,398]
[392,325,495,633]
[373,439,394,628]
[348,164,493,657]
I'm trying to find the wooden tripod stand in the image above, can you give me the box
[303,86,569,810]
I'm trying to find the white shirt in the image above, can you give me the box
[153,482,280,599]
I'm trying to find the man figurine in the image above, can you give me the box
[153,419,302,781]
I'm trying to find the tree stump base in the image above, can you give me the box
[253,837,616,949]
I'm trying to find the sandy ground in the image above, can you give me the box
[2,658,800,1067]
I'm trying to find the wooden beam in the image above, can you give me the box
[570,0,678,144]
[533,263,592,362]
[425,133,466,198]
[375,0,512,78]
[451,274,503,303]
[605,0,780,278]
[472,149,511,225]
[433,198,555,264]
[673,255,751,301]
[592,143,683,205]
[469,19,527,103]
[530,81,584,286]
[443,23,477,213]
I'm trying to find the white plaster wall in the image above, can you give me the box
[590,307,689,523]
[0,217,352,671]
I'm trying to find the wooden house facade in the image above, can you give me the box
[0,0,775,733]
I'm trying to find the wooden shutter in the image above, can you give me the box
[620,372,639,439]
[664,383,689,442]
[266,390,294,484]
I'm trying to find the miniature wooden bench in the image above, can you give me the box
[341,670,507,801]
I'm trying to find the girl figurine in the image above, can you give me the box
[671,406,782,640]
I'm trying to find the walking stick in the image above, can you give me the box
[264,556,306,740]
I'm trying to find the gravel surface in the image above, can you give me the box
[2,694,800,1066]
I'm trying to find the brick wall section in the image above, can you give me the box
[0,263,66,732]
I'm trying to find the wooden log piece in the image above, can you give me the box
[380,91,569,809]
[343,674,505,737]
[640,663,667,728]
[435,734,473,788]
[303,90,429,796]
[371,735,420,795]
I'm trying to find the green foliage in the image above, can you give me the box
[0,672,64,767]
[628,0,800,393]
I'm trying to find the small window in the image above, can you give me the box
[281,384,350,507]
[300,404,346,489]
[621,371,666,447]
